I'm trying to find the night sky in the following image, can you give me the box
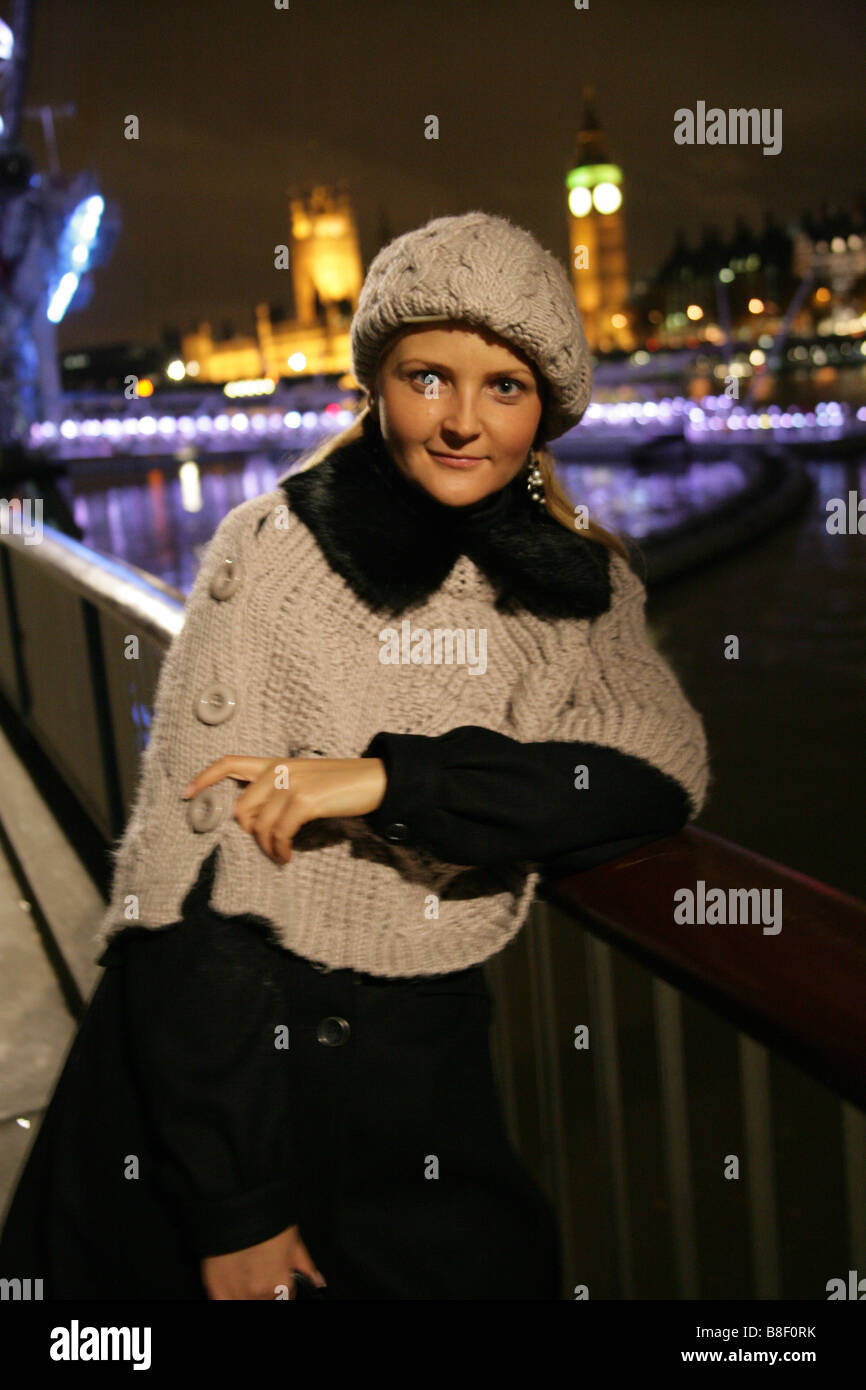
[23,0,865,349]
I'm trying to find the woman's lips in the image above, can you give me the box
[427,450,485,470]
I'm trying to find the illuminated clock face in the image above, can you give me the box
[592,183,623,215]
[566,163,624,217]
[568,187,593,218]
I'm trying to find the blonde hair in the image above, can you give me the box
[285,401,631,562]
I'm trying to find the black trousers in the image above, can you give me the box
[0,917,562,1301]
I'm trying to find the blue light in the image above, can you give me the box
[46,195,105,322]
[48,272,81,322]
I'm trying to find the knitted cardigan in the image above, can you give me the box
[95,420,710,976]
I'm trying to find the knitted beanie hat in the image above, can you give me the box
[350,211,593,441]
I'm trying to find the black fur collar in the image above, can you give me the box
[277,414,612,620]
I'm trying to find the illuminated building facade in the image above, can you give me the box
[636,199,866,348]
[792,202,866,337]
[180,182,363,383]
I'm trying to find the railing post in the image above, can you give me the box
[0,541,30,714]
[527,900,576,1285]
[80,596,125,841]
[585,933,635,1298]
[653,978,699,1297]
[738,1034,781,1297]
[841,1102,866,1274]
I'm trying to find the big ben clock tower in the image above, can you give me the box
[566,87,634,353]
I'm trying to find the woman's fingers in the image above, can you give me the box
[182,756,386,865]
[252,795,319,865]
[181,755,272,799]
[200,1224,326,1299]
[181,756,312,865]
[291,1234,328,1289]
[232,761,288,828]
[233,763,311,863]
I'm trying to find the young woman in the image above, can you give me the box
[0,211,710,1300]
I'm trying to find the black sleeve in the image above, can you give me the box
[99,864,300,1259]
[360,725,690,875]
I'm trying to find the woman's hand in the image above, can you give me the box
[181,755,387,864]
[201,1223,326,1300]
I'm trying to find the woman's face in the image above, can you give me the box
[369,321,545,508]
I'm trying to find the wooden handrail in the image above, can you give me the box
[541,825,866,1111]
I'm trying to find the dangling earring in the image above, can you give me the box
[526,448,546,506]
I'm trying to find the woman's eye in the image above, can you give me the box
[410,370,524,396]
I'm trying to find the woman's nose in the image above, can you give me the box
[439,392,482,437]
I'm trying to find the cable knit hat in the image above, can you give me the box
[350,211,593,441]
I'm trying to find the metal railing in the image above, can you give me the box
[1,516,864,1300]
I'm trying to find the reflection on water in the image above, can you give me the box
[72,456,292,591]
[557,460,748,538]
